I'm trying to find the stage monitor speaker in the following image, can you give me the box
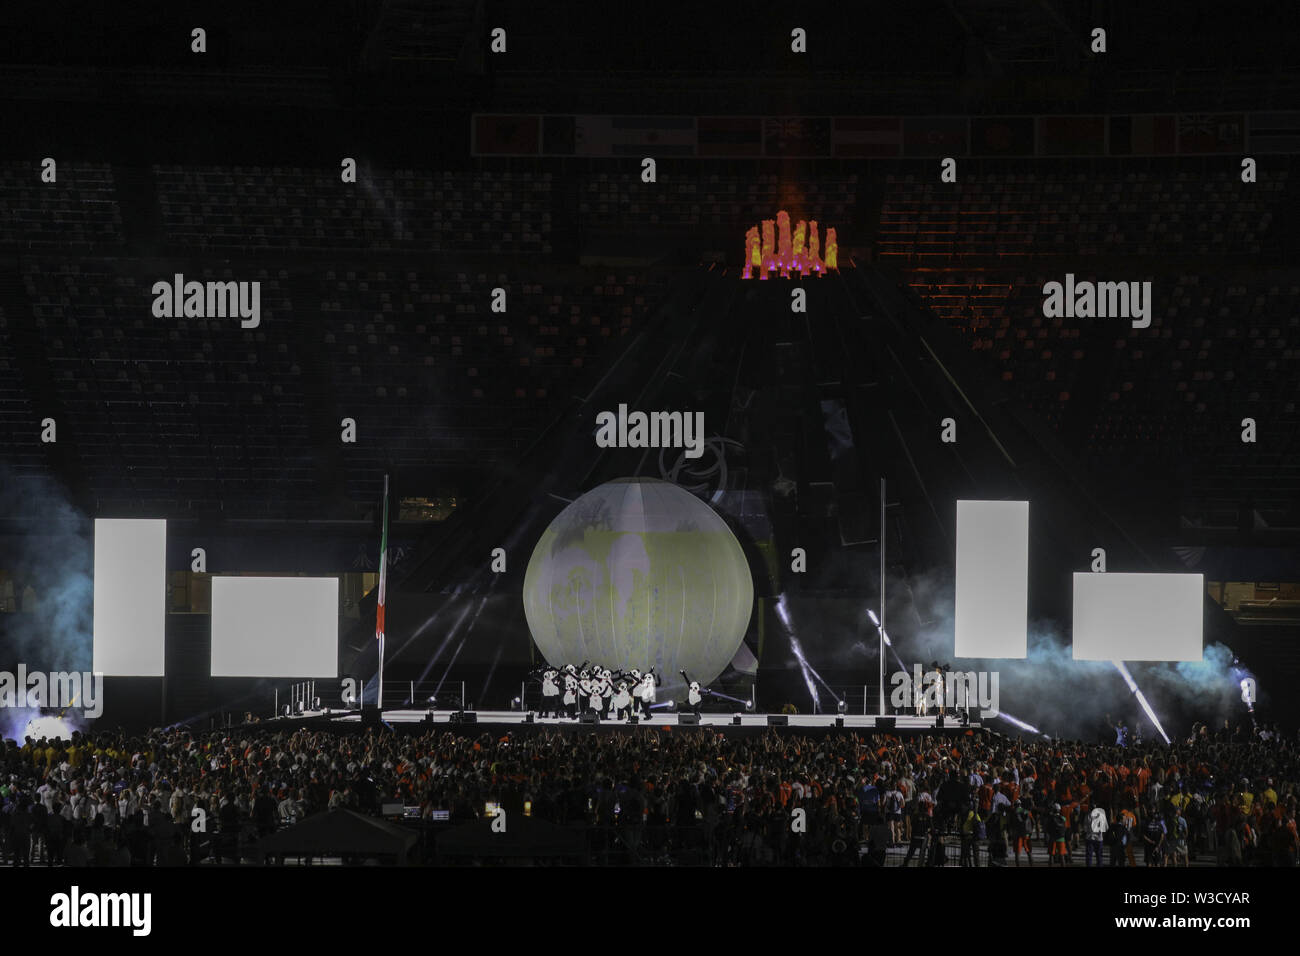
[935,715,945,729]
[877,717,896,731]
[450,711,477,724]
[361,706,381,729]
[679,713,700,725]
[767,715,788,726]
[579,712,598,724]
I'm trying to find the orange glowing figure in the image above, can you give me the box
[761,219,776,278]
[743,226,760,279]
[776,211,792,276]
[740,211,837,278]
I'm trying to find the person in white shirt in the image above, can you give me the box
[1086,805,1109,867]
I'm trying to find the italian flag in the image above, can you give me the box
[376,475,389,642]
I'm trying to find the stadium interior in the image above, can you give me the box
[0,1,1297,874]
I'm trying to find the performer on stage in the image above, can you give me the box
[540,667,560,718]
[562,672,579,718]
[599,669,615,715]
[636,669,660,719]
[679,670,708,717]
[611,680,633,721]
[577,666,592,714]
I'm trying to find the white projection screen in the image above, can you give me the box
[955,500,1029,659]
[93,518,167,676]
[211,576,338,678]
[1073,572,1204,661]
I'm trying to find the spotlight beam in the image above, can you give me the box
[1111,660,1171,744]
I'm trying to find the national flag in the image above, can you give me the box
[832,117,901,157]
[575,116,696,156]
[542,115,576,155]
[471,115,540,155]
[1177,113,1244,154]
[1110,115,1176,155]
[971,116,1035,156]
[1248,112,1300,153]
[698,116,763,156]
[376,475,389,642]
[764,117,831,157]
[901,116,967,156]
[1036,115,1105,156]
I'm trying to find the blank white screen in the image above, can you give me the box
[211,576,338,677]
[93,518,167,676]
[1073,572,1203,661]
[955,500,1028,659]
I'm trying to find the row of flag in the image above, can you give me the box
[474,112,1298,158]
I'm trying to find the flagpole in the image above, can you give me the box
[879,477,886,717]
[377,474,389,714]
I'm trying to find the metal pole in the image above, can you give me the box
[410,680,414,707]
[879,478,886,716]
[377,473,389,713]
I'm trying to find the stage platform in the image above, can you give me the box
[296,708,980,731]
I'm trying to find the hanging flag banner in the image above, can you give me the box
[832,117,902,157]
[575,115,696,156]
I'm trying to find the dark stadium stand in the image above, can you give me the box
[1,244,667,514]
[0,161,124,251]
[153,166,552,254]
[878,159,1300,536]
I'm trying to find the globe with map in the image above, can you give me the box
[523,478,754,696]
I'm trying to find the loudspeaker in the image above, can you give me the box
[580,712,598,724]
[450,711,477,724]
[679,713,700,725]
[878,717,896,731]
[361,706,381,729]
[935,715,945,729]
[767,715,788,726]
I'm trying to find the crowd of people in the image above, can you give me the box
[0,718,1297,866]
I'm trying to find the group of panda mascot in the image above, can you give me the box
[535,663,711,720]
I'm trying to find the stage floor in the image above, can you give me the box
[310,709,979,730]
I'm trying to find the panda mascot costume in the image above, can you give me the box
[561,672,579,718]
[578,671,593,716]
[635,669,661,719]
[679,669,709,718]
[611,680,633,721]
[599,669,615,715]
[540,667,560,718]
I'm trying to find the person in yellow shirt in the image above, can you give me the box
[1262,781,1278,807]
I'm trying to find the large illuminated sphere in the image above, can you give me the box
[523,478,754,695]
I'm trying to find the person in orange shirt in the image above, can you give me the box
[1118,806,1139,866]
